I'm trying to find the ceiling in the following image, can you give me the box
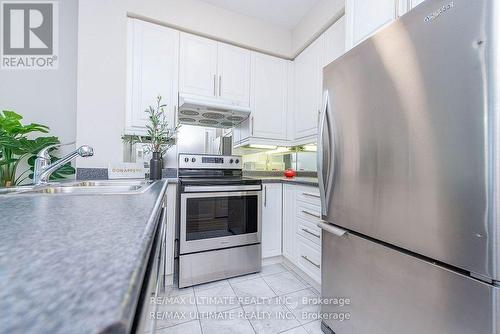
[200,0,321,29]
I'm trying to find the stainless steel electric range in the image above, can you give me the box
[176,153,262,288]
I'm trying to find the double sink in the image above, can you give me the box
[0,180,153,196]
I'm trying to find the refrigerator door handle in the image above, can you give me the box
[317,222,347,237]
[317,90,332,216]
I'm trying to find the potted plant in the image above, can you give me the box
[122,96,179,180]
[0,110,75,187]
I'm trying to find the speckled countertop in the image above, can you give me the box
[0,180,168,334]
[246,176,319,187]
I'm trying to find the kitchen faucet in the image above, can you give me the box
[33,143,94,185]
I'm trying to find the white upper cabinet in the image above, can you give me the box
[217,43,251,106]
[323,16,346,67]
[346,0,398,49]
[179,33,218,99]
[249,52,288,141]
[399,0,427,16]
[293,36,324,140]
[233,52,289,145]
[179,32,251,106]
[411,0,425,8]
[126,19,179,134]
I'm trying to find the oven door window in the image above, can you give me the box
[185,195,258,241]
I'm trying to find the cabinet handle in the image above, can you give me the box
[302,228,320,238]
[219,75,222,97]
[301,255,320,268]
[264,185,267,207]
[302,209,321,219]
[302,192,320,198]
[251,116,254,135]
[213,74,217,96]
[174,105,178,126]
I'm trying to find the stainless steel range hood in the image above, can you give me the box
[178,94,251,129]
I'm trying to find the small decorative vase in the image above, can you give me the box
[149,152,163,180]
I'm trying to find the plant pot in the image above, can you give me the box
[149,152,163,180]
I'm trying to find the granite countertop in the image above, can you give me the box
[246,176,319,187]
[0,180,168,334]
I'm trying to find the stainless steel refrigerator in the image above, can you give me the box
[317,0,500,333]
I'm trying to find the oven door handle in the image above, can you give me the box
[183,185,262,192]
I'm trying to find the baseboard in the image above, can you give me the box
[282,257,321,292]
[164,274,173,287]
[262,255,284,265]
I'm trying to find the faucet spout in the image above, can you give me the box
[34,145,94,185]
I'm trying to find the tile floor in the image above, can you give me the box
[150,263,324,334]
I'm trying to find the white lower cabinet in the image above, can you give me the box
[283,183,321,284]
[261,183,283,258]
[297,235,321,283]
[283,184,297,261]
[164,183,177,286]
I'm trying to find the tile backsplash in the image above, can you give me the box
[235,144,317,172]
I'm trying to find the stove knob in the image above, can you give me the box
[229,159,234,164]
[184,157,189,163]
[235,159,240,164]
[192,157,196,163]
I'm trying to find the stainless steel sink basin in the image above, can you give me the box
[0,186,36,195]
[71,180,145,187]
[0,179,153,196]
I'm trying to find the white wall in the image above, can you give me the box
[0,0,78,154]
[292,0,345,56]
[128,0,292,58]
[76,0,293,168]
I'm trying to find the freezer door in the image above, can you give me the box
[319,0,496,278]
[321,229,498,334]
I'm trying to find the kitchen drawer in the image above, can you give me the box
[295,187,321,206]
[297,217,321,246]
[297,235,321,283]
[296,201,322,225]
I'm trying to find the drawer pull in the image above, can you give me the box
[302,192,320,198]
[302,228,320,238]
[301,255,320,269]
[302,210,321,219]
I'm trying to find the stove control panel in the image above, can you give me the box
[178,154,242,169]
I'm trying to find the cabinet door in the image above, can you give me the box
[398,0,426,16]
[293,37,323,140]
[261,183,283,258]
[250,52,288,140]
[127,19,179,132]
[346,0,397,49]
[411,0,425,8]
[179,33,218,98]
[282,184,297,262]
[217,43,251,106]
[323,16,346,67]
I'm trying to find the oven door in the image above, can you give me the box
[180,188,261,254]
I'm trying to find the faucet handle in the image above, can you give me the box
[37,142,76,159]
[77,145,94,157]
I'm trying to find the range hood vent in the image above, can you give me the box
[178,94,251,129]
